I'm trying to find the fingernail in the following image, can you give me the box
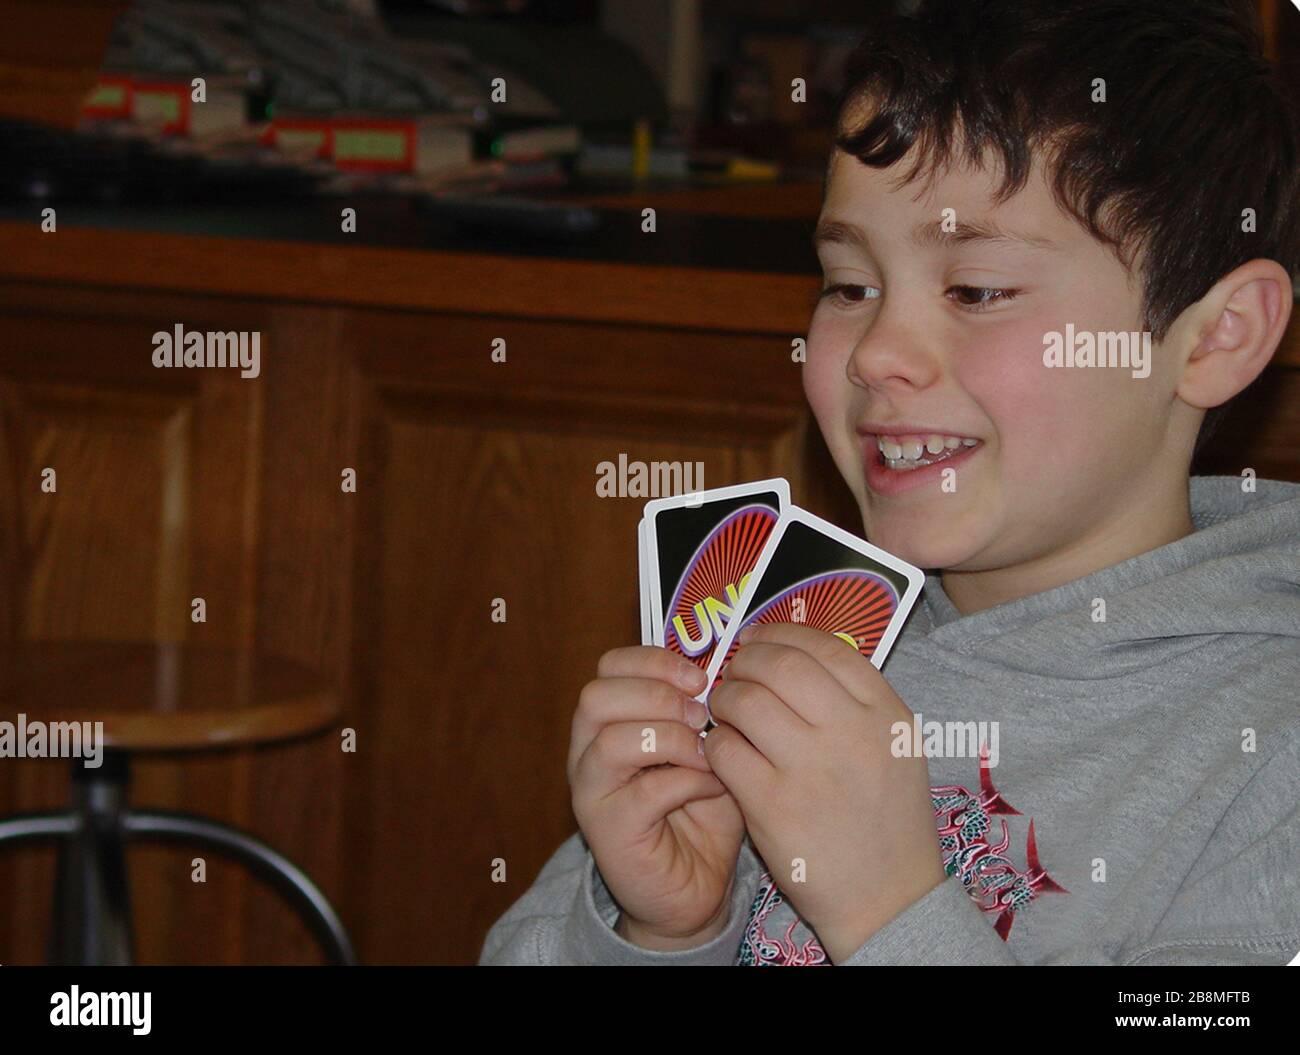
[737,625,756,644]
[677,662,707,692]
[684,698,709,730]
[697,730,708,754]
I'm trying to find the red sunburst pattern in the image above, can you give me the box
[711,570,898,685]
[665,505,780,668]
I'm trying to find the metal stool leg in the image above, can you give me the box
[48,751,134,966]
[0,754,356,965]
[125,810,357,965]
[1,756,135,965]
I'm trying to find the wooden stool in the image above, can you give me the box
[0,641,355,965]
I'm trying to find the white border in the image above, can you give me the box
[637,516,653,645]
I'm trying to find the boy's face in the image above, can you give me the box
[806,138,1190,577]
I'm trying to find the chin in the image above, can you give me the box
[857,509,985,571]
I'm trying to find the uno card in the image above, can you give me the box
[644,479,790,668]
[700,506,924,704]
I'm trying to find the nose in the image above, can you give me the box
[846,304,942,393]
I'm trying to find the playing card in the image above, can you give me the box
[643,478,790,667]
[699,505,924,704]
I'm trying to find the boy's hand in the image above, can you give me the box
[569,645,747,951]
[703,622,946,963]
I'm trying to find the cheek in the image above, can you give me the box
[803,335,850,436]
[954,318,1101,474]
[802,351,837,418]
[803,332,865,490]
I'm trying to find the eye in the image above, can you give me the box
[817,283,881,307]
[947,285,1020,312]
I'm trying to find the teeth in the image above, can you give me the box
[874,432,980,471]
[885,453,939,471]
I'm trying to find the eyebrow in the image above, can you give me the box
[812,217,1059,253]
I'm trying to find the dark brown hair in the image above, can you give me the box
[827,0,1300,454]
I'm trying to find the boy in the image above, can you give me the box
[480,0,1300,965]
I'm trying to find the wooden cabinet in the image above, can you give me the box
[0,203,1296,964]
[0,217,854,963]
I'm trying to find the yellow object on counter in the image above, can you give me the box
[726,157,780,181]
[632,119,651,181]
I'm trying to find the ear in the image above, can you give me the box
[1175,259,1293,411]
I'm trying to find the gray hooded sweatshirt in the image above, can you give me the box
[480,476,1300,965]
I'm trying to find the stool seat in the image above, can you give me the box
[0,641,338,751]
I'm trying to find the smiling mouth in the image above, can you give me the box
[872,433,981,471]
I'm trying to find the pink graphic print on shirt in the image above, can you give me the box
[735,747,1068,965]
